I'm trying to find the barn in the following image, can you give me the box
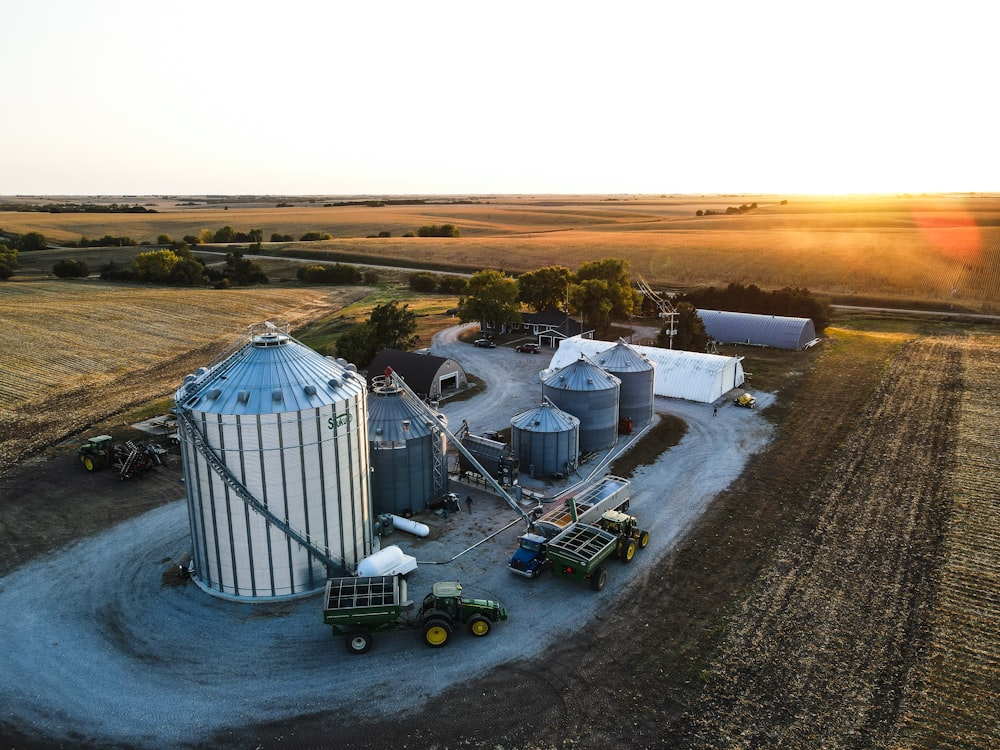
[548,336,744,404]
[698,309,818,350]
[367,349,467,400]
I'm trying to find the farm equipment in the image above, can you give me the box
[734,392,757,409]
[531,475,631,538]
[323,574,508,654]
[509,505,650,583]
[77,436,166,479]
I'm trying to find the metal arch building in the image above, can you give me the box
[175,322,374,601]
[697,309,818,350]
[549,336,744,404]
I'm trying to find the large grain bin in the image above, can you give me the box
[174,322,374,601]
[540,355,620,452]
[510,399,580,478]
[368,378,447,516]
[592,339,655,429]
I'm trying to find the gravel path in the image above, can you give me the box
[0,326,773,748]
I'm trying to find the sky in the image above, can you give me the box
[2,1,996,196]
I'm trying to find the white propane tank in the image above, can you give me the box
[391,514,430,537]
[356,545,418,577]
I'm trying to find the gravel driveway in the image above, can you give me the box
[0,326,773,748]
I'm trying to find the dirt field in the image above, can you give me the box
[2,325,997,749]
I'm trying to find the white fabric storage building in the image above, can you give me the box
[548,336,744,404]
[698,309,817,350]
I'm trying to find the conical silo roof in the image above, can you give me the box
[511,399,580,433]
[540,354,620,392]
[593,339,653,373]
[177,322,364,415]
[368,384,439,441]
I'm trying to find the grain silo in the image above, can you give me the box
[540,355,620,452]
[510,398,580,478]
[368,375,447,516]
[592,339,655,430]
[174,321,374,601]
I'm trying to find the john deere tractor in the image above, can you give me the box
[77,435,114,472]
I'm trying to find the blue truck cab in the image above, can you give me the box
[507,533,550,578]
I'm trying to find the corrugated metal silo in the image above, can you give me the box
[368,377,447,516]
[174,321,374,601]
[510,398,580,478]
[540,355,620,452]
[593,339,655,429]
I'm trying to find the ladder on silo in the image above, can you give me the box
[174,408,345,575]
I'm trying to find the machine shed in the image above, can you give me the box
[549,336,744,404]
[367,349,467,400]
[698,309,817,350]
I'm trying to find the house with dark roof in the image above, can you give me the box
[480,309,594,348]
[367,349,468,400]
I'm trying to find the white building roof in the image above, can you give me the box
[547,336,744,403]
[698,309,817,350]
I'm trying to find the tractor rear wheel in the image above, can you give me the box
[468,615,492,637]
[423,617,453,647]
[83,456,96,472]
[345,630,373,655]
[590,566,608,591]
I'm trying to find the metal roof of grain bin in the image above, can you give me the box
[174,321,374,601]
[540,355,620,452]
[697,309,817,350]
[368,377,447,517]
[591,338,655,429]
[510,398,580,479]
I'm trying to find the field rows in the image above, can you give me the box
[0,281,367,465]
[891,334,1000,749]
[685,336,966,747]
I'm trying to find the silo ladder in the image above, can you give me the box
[175,408,345,574]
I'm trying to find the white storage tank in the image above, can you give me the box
[510,398,580,478]
[175,321,374,600]
[592,339,655,430]
[541,355,621,452]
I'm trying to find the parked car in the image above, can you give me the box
[474,338,496,348]
[515,343,541,353]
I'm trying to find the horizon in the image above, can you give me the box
[3,1,996,196]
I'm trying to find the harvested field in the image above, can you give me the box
[0,280,369,466]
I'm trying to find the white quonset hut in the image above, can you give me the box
[698,309,817,350]
[174,322,374,601]
[540,355,621,452]
[550,335,744,404]
[510,398,580,479]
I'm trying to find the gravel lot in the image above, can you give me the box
[0,325,772,748]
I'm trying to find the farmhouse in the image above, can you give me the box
[367,349,467,400]
[698,309,818,350]
[481,309,594,348]
[548,335,745,403]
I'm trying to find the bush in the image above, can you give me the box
[296,263,362,284]
[415,224,460,238]
[52,259,90,278]
[300,231,333,242]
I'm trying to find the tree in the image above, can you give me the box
[661,302,708,352]
[335,323,376,368]
[17,232,46,252]
[368,301,419,352]
[570,278,613,333]
[517,265,573,312]
[131,249,179,282]
[52,258,89,278]
[459,269,521,329]
[0,243,18,279]
[408,272,438,293]
[575,258,641,319]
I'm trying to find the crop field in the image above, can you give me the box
[4,194,1000,309]
[0,280,369,466]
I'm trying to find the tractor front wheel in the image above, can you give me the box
[468,615,492,637]
[423,617,453,648]
[638,530,650,548]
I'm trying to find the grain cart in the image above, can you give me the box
[323,574,508,654]
[543,522,621,591]
[78,435,114,472]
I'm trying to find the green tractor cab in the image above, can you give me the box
[77,435,113,472]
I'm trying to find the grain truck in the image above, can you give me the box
[531,475,631,538]
[322,574,508,654]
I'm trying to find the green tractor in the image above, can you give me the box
[77,435,114,472]
[596,509,651,563]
